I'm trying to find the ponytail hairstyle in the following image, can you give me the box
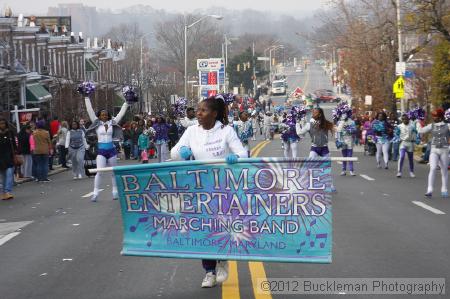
[315,108,334,132]
[202,96,229,126]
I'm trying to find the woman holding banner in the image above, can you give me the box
[83,83,129,202]
[170,95,248,288]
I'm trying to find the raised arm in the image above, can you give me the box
[84,97,97,122]
[113,102,129,123]
[296,122,310,136]
[417,123,432,135]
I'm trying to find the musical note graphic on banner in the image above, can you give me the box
[130,217,149,232]
[310,233,328,248]
[146,231,158,247]
[305,219,317,237]
[296,241,306,254]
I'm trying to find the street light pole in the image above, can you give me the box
[396,0,405,113]
[184,14,223,99]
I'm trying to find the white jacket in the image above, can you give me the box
[170,121,248,161]
[180,117,198,128]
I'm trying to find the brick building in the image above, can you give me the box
[0,14,126,121]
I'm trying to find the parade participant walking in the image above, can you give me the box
[65,121,89,179]
[234,111,253,157]
[171,95,248,288]
[57,121,69,168]
[0,118,16,200]
[84,96,129,202]
[280,108,305,158]
[418,108,450,198]
[18,125,33,179]
[153,116,170,163]
[263,111,273,140]
[296,108,336,191]
[372,112,393,169]
[250,112,259,141]
[31,120,52,182]
[335,103,357,176]
[395,114,417,178]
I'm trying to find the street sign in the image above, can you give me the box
[404,70,414,79]
[365,95,373,106]
[257,57,270,61]
[395,62,406,76]
[197,58,223,71]
[393,76,405,94]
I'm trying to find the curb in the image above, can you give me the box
[15,167,69,185]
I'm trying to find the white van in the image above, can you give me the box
[271,80,286,96]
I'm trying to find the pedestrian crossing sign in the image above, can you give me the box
[393,76,405,94]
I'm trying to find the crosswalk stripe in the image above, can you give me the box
[412,201,446,215]
[82,189,104,198]
[0,221,33,246]
[360,174,375,181]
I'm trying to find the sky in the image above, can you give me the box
[4,0,327,15]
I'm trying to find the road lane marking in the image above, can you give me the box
[250,141,270,156]
[0,232,21,246]
[360,174,375,181]
[412,201,446,215]
[303,66,310,92]
[82,189,104,198]
[249,262,272,299]
[222,261,240,299]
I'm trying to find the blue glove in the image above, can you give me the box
[225,154,239,164]
[179,146,193,160]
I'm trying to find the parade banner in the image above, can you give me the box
[114,158,333,263]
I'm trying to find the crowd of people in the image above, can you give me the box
[1,88,449,288]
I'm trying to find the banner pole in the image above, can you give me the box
[88,157,358,174]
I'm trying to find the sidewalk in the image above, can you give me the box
[15,165,69,185]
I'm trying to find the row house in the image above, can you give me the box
[0,14,126,119]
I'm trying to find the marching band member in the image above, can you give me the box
[234,111,253,157]
[335,103,357,176]
[418,108,450,198]
[371,112,393,169]
[171,95,248,288]
[85,95,129,202]
[395,114,417,178]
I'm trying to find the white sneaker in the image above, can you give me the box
[201,272,217,288]
[396,172,402,178]
[215,261,229,283]
[340,171,346,176]
[349,171,356,176]
[73,176,78,180]
[409,172,416,178]
[78,174,83,179]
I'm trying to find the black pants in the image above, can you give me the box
[58,145,67,167]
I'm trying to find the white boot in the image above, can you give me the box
[215,261,229,283]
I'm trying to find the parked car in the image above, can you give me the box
[295,67,303,73]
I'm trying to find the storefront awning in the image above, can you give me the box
[26,83,52,103]
[85,58,99,72]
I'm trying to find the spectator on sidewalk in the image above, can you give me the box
[138,129,150,163]
[0,118,16,200]
[18,125,33,178]
[31,120,52,182]
[153,116,170,163]
[57,121,69,168]
[66,121,89,179]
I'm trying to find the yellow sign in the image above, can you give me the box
[395,91,404,99]
[393,76,405,94]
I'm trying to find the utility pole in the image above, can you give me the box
[396,0,405,113]
[252,42,256,96]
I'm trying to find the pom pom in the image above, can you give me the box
[215,93,236,105]
[172,97,188,117]
[291,105,307,120]
[332,101,352,122]
[274,105,284,114]
[77,81,95,97]
[122,85,139,103]
[445,108,450,123]
[407,106,426,121]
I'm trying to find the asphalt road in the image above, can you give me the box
[1,65,448,299]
